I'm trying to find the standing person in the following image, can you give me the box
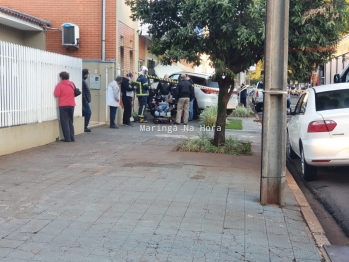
[186,74,196,121]
[82,69,92,132]
[136,66,150,123]
[240,83,247,108]
[121,73,135,127]
[175,74,193,125]
[107,76,122,129]
[157,74,170,96]
[54,71,76,142]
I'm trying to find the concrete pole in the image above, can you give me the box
[260,0,290,206]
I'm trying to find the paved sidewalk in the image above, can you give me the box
[0,118,322,261]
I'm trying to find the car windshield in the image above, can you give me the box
[316,89,349,111]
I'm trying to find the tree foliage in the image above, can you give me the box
[288,0,349,82]
[125,0,349,144]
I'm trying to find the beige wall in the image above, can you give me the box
[0,24,46,50]
[0,117,84,156]
[0,24,24,45]
[23,31,46,50]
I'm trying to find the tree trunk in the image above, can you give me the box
[213,78,231,146]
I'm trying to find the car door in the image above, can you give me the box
[288,93,307,154]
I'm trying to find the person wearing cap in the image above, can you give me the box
[82,69,92,132]
[135,66,150,123]
[175,74,194,125]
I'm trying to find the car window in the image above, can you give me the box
[316,89,349,111]
[190,76,207,86]
[257,82,264,89]
[169,74,180,81]
[294,93,306,114]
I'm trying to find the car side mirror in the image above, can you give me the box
[334,74,340,83]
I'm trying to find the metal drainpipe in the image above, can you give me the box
[102,0,106,61]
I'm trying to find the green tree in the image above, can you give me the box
[288,0,349,82]
[126,0,265,145]
[125,0,349,145]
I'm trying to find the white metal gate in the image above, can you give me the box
[0,41,82,128]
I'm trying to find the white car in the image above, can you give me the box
[287,83,349,181]
[168,72,238,115]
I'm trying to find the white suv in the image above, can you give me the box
[168,72,238,116]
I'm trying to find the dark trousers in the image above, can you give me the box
[82,102,92,129]
[138,96,148,120]
[59,106,75,141]
[109,106,118,127]
[122,96,132,125]
[240,97,247,108]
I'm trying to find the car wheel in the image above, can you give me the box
[287,132,298,159]
[301,147,317,181]
[226,109,233,116]
[255,103,262,112]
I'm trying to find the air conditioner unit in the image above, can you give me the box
[62,23,79,47]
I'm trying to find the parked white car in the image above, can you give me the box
[168,72,238,115]
[287,83,349,181]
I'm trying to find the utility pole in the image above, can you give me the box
[260,0,290,206]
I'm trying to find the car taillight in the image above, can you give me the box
[307,120,337,133]
[202,88,218,94]
[256,90,259,97]
[232,89,238,94]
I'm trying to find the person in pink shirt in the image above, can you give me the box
[54,71,76,142]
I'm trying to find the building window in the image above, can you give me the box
[120,36,124,75]
[147,59,156,76]
[138,60,144,71]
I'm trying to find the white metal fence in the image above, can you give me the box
[0,41,82,128]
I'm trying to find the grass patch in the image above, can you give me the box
[177,132,252,155]
[230,106,255,117]
[226,119,242,130]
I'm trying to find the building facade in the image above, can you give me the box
[0,0,155,124]
[0,5,50,50]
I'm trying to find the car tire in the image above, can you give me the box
[226,109,233,116]
[301,146,317,181]
[287,132,298,159]
[255,103,262,112]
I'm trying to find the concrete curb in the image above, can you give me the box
[286,166,331,262]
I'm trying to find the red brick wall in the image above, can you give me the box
[139,36,146,62]
[1,0,116,60]
[118,22,134,75]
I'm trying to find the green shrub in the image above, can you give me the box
[199,106,217,127]
[230,106,255,117]
[177,132,252,155]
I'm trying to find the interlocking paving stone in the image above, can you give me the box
[0,124,322,261]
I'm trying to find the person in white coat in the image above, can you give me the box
[107,76,122,129]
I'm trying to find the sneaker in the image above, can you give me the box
[174,122,180,125]
[84,128,91,132]
[124,124,134,127]
[110,126,119,129]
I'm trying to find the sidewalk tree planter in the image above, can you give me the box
[177,133,252,156]
[126,0,349,145]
